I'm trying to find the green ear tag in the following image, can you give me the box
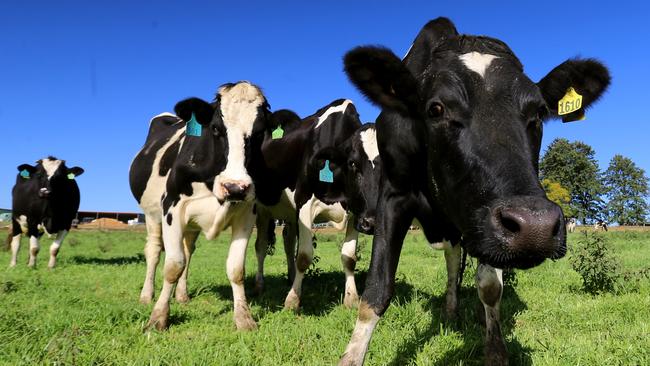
[186,113,202,137]
[271,125,284,139]
[20,169,30,179]
[67,173,75,180]
[319,160,334,183]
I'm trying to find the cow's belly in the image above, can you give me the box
[257,189,298,222]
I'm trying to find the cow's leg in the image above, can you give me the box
[283,221,297,284]
[9,234,22,268]
[254,213,271,295]
[284,198,315,311]
[228,209,257,330]
[443,242,461,319]
[339,195,412,366]
[175,230,199,303]
[341,216,360,308]
[47,230,68,269]
[145,214,185,331]
[140,217,163,304]
[476,263,508,366]
[27,235,40,268]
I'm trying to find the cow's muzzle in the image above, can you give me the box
[38,187,51,198]
[221,182,251,202]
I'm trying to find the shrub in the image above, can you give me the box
[569,232,623,295]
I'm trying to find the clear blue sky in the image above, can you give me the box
[1,1,648,212]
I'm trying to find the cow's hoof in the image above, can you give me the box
[253,280,264,296]
[144,308,169,331]
[9,262,16,268]
[484,341,508,366]
[338,352,361,366]
[234,313,258,331]
[343,293,359,309]
[284,293,301,311]
[175,293,190,304]
[484,352,508,366]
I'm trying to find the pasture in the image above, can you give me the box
[1,229,648,365]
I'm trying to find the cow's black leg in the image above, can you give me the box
[339,194,412,366]
[282,222,296,284]
[254,212,271,295]
[175,230,199,303]
[476,263,508,366]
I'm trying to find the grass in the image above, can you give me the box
[1,229,649,365]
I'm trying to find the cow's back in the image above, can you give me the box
[129,113,185,218]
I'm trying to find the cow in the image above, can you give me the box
[250,100,382,310]
[129,81,278,331]
[338,17,610,365]
[593,220,608,231]
[567,217,577,233]
[9,157,84,268]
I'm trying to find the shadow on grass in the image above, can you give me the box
[387,275,533,366]
[68,253,144,266]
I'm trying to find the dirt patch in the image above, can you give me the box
[78,218,130,230]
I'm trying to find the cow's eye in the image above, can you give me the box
[427,102,445,118]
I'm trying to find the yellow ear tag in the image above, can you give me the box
[558,87,583,116]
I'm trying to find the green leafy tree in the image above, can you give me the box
[603,155,649,225]
[540,138,605,223]
[541,178,574,217]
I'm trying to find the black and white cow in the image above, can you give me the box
[9,157,84,268]
[251,99,381,310]
[338,18,610,365]
[129,81,277,331]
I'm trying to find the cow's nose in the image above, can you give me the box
[222,182,249,201]
[491,197,564,258]
[39,188,51,198]
[357,217,375,235]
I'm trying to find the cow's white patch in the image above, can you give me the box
[41,158,62,179]
[459,52,498,78]
[17,215,28,233]
[402,43,413,60]
[359,128,379,169]
[315,100,352,128]
[150,112,177,125]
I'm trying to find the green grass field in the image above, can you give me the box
[1,229,649,365]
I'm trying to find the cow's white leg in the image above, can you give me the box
[175,230,199,303]
[47,230,68,269]
[341,216,359,308]
[140,217,163,304]
[146,213,185,331]
[443,242,461,319]
[339,300,380,366]
[283,221,297,283]
[284,198,314,311]
[254,212,271,295]
[476,263,508,366]
[228,209,257,330]
[27,236,40,267]
[9,234,21,267]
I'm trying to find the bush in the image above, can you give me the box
[570,232,623,295]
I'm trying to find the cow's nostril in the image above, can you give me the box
[498,211,521,234]
[551,217,561,237]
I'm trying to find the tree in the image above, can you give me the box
[603,155,649,225]
[541,179,573,217]
[539,138,605,224]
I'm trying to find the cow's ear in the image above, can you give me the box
[344,46,420,118]
[17,164,36,177]
[309,147,348,204]
[403,17,458,75]
[270,109,301,131]
[174,97,215,126]
[67,167,84,177]
[537,58,611,121]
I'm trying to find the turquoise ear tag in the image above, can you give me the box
[186,112,202,137]
[67,173,75,180]
[20,169,30,179]
[319,160,334,183]
[271,125,284,139]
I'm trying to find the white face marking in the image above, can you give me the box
[359,128,379,169]
[459,52,498,78]
[214,82,265,200]
[315,100,352,128]
[41,158,62,179]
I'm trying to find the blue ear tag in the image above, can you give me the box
[186,112,202,137]
[319,160,334,183]
[20,169,30,179]
[67,173,75,180]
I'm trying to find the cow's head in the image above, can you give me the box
[343,18,610,268]
[17,157,84,198]
[311,124,381,234]
[175,81,271,203]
